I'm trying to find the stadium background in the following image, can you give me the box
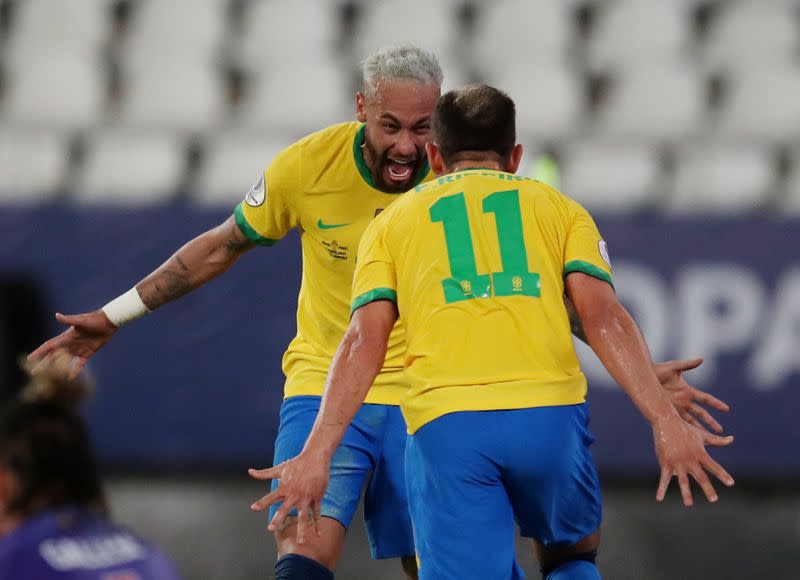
[0,0,798,578]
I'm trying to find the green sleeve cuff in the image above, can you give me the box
[351,288,398,313]
[234,203,278,247]
[564,260,614,288]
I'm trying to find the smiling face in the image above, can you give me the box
[356,80,441,193]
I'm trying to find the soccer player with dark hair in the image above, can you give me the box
[31,46,727,579]
[0,352,181,579]
[253,84,735,580]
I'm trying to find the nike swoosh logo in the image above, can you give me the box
[317,219,351,230]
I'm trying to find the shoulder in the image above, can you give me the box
[268,122,360,185]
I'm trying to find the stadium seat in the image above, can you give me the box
[4,0,109,65]
[72,131,187,204]
[593,67,706,141]
[0,130,70,202]
[354,0,463,73]
[667,143,776,214]
[780,150,800,216]
[116,64,226,133]
[238,63,353,133]
[704,1,798,72]
[123,0,228,68]
[472,0,573,73]
[715,68,800,142]
[192,132,292,206]
[559,141,663,213]
[484,67,583,141]
[237,0,341,73]
[2,58,106,131]
[586,0,695,71]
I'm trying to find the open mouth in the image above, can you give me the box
[385,158,416,184]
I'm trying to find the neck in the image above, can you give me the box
[449,159,507,173]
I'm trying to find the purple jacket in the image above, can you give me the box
[0,506,181,579]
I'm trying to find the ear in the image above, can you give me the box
[356,92,367,123]
[507,144,524,174]
[426,143,446,176]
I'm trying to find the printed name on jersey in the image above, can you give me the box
[244,173,266,207]
[598,240,611,267]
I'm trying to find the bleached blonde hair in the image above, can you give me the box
[362,45,443,98]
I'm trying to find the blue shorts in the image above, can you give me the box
[269,395,413,559]
[405,404,602,580]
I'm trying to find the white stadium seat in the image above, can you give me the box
[472,0,573,72]
[704,1,798,72]
[0,130,70,202]
[2,58,106,131]
[237,0,341,73]
[716,68,800,142]
[354,0,462,72]
[586,0,694,71]
[5,0,109,65]
[485,67,583,141]
[193,132,291,206]
[667,144,776,214]
[72,131,186,204]
[123,0,228,68]
[238,63,353,133]
[594,67,706,141]
[559,141,662,213]
[116,64,226,133]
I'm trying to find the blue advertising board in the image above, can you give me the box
[1,207,797,478]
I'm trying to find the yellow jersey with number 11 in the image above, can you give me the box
[234,122,432,404]
[351,169,613,433]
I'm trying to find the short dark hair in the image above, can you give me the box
[432,83,516,164]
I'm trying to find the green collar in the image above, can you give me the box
[352,124,430,193]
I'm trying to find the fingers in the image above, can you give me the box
[28,337,60,362]
[295,502,309,544]
[248,466,281,481]
[313,502,322,538]
[268,502,295,533]
[690,403,723,434]
[673,357,704,372]
[656,467,671,502]
[689,465,718,503]
[700,431,734,447]
[676,468,693,507]
[701,456,735,488]
[250,488,282,512]
[55,312,83,326]
[693,390,730,413]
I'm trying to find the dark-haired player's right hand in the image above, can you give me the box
[27,310,118,378]
[652,415,735,507]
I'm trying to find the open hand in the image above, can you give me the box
[655,358,730,434]
[653,415,735,507]
[28,311,118,378]
[248,453,330,544]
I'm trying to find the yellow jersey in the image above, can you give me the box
[351,169,613,433]
[234,122,432,404]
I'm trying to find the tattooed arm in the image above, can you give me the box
[136,215,254,309]
[28,215,255,372]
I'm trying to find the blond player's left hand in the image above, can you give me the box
[248,453,329,544]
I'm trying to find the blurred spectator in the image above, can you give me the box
[0,351,181,579]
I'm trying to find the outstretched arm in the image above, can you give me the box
[565,273,734,506]
[248,299,397,543]
[28,215,254,374]
[565,295,729,433]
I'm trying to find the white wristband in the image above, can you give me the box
[102,288,151,328]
